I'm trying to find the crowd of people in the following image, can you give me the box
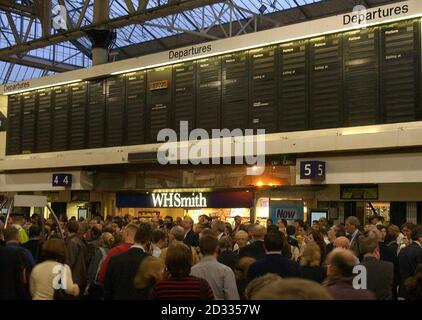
[0,212,421,300]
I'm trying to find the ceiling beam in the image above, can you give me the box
[0,0,225,59]
[1,55,81,72]
[0,0,37,16]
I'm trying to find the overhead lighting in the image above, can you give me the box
[3,79,83,95]
[341,128,380,136]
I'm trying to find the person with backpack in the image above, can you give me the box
[85,232,115,300]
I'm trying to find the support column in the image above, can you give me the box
[406,202,417,224]
[89,0,113,66]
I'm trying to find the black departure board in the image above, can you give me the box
[222,52,249,130]
[196,56,222,134]
[344,28,380,126]
[52,86,69,151]
[381,20,421,123]
[174,61,196,134]
[279,40,308,132]
[69,82,87,150]
[250,46,278,133]
[125,71,146,145]
[309,34,343,129]
[36,89,52,153]
[6,94,22,155]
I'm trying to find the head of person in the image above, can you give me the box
[376,224,387,242]
[199,235,219,257]
[252,224,267,241]
[90,226,102,240]
[326,248,356,280]
[4,226,19,243]
[224,223,233,237]
[164,216,173,225]
[235,257,256,281]
[360,231,380,259]
[199,228,215,239]
[245,274,282,300]
[122,223,139,244]
[318,217,327,227]
[134,256,165,289]
[401,222,416,240]
[248,277,333,300]
[234,215,242,226]
[327,225,339,242]
[296,225,307,237]
[369,215,381,225]
[277,219,288,230]
[286,225,296,237]
[152,229,166,249]
[219,236,232,252]
[345,216,360,235]
[300,242,321,267]
[182,217,194,232]
[100,232,115,249]
[169,226,185,243]
[66,220,79,235]
[411,226,422,243]
[235,230,249,249]
[28,224,41,239]
[41,239,67,264]
[333,236,350,250]
[266,219,273,228]
[134,222,153,246]
[264,230,284,253]
[307,229,325,249]
[387,224,400,242]
[165,243,193,278]
[294,219,304,229]
[211,220,225,236]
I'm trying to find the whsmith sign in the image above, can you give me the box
[116,191,253,209]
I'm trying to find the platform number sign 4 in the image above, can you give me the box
[300,161,326,180]
[52,174,72,187]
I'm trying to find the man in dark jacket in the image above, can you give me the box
[217,236,238,270]
[66,221,88,291]
[359,231,394,300]
[182,217,199,247]
[23,224,43,263]
[324,248,375,300]
[239,225,267,261]
[247,230,301,283]
[104,222,152,300]
[0,226,33,300]
[398,225,422,299]
[345,216,364,258]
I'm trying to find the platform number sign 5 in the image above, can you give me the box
[52,174,72,187]
[300,161,326,180]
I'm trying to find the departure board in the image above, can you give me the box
[279,40,308,132]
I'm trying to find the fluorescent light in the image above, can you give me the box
[4,79,83,95]
[341,128,381,136]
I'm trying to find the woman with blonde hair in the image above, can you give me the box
[134,256,165,300]
[299,242,326,283]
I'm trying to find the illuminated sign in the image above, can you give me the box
[151,192,207,208]
[149,80,169,91]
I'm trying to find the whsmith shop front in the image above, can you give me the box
[116,190,254,225]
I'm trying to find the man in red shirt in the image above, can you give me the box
[98,223,138,286]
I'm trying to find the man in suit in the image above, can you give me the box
[345,216,363,258]
[359,230,394,300]
[104,222,153,300]
[22,224,43,263]
[66,221,88,292]
[398,225,422,299]
[239,225,267,261]
[247,230,301,283]
[182,217,199,247]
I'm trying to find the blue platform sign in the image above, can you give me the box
[271,206,304,223]
[52,174,72,187]
[300,161,326,180]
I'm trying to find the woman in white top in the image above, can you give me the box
[30,239,80,300]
